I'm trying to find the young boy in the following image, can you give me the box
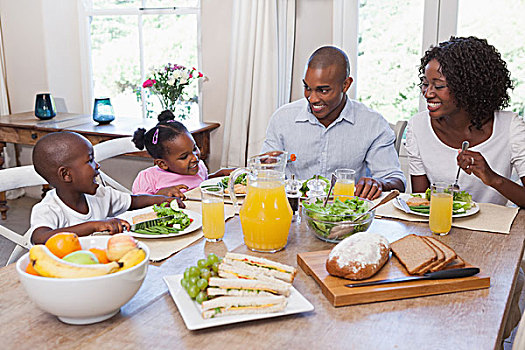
[29,131,184,244]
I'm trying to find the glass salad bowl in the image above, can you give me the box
[301,195,375,243]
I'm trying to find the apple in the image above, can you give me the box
[107,234,138,261]
[63,250,99,265]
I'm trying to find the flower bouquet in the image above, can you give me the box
[142,63,204,118]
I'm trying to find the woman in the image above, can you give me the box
[406,36,525,207]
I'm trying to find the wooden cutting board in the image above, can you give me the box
[297,250,490,307]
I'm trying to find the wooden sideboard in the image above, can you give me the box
[0,112,220,219]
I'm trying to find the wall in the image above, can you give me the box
[200,0,233,171]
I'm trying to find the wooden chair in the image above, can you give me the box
[389,120,408,155]
[0,165,47,265]
[93,136,139,194]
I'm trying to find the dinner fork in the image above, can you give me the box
[452,141,469,190]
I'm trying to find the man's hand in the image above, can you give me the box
[93,218,130,234]
[156,185,188,200]
[355,177,383,200]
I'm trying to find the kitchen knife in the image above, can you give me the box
[130,215,174,231]
[345,267,480,288]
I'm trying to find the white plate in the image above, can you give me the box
[164,274,314,330]
[200,176,246,197]
[392,193,479,218]
[117,207,202,239]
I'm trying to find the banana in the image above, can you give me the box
[29,245,121,278]
[118,248,146,271]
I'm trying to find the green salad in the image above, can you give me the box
[299,175,330,197]
[302,197,372,240]
[133,202,191,235]
[409,189,473,215]
[219,173,248,189]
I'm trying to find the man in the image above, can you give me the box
[261,46,405,199]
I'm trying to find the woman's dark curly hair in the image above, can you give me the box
[419,36,514,129]
[132,110,189,159]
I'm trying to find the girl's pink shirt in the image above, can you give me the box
[132,160,208,195]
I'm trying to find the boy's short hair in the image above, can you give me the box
[32,131,90,185]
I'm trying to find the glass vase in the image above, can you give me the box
[93,98,115,124]
[34,93,57,120]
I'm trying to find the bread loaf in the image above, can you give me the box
[326,232,390,280]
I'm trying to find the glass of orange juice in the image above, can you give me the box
[334,168,356,201]
[429,182,454,236]
[201,186,225,242]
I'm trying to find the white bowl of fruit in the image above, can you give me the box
[16,233,149,325]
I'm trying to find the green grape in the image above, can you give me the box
[189,266,200,277]
[196,291,207,304]
[212,261,219,273]
[207,253,219,265]
[188,285,199,299]
[189,276,199,286]
[197,259,207,269]
[200,268,211,280]
[180,278,189,290]
[210,270,218,277]
[183,268,191,280]
[197,278,208,290]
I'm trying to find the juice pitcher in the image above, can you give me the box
[229,152,293,253]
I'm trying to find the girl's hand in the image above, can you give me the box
[94,218,130,234]
[457,150,497,186]
[156,185,188,199]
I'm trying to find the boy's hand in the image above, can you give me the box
[156,185,188,199]
[93,218,131,234]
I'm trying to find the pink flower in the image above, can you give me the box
[198,72,203,78]
[142,79,156,88]
[189,74,193,78]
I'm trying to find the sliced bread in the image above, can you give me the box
[391,234,436,275]
[416,237,445,274]
[426,237,457,272]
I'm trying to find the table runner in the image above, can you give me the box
[375,194,519,234]
[136,198,236,262]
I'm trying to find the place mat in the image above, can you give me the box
[184,187,244,205]
[375,196,519,234]
[136,200,237,262]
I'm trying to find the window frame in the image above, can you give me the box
[77,0,202,120]
[332,0,459,114]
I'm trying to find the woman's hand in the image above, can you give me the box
[457,150,497,186]
[155,185,188,199]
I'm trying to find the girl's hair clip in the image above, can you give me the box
[152,128,159,145]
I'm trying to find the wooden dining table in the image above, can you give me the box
[1,212,524,349]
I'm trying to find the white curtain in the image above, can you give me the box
[221,0,295,167]
[0,18,24,199]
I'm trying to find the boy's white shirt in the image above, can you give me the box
[28,186,132,239]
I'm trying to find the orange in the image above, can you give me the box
[45,232,82,258]
[89,248,109,264]
[25,262,40,276]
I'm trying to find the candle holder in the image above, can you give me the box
[34,93,57,120]
[93,98,115,124]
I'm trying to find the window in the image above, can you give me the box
[457,0,525,116]
[356,0,424,124]
[334,0,524,123]
[81,0,201,120]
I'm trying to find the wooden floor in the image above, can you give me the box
[0,195,522,348]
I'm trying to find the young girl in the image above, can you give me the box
[132,110,231,198]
